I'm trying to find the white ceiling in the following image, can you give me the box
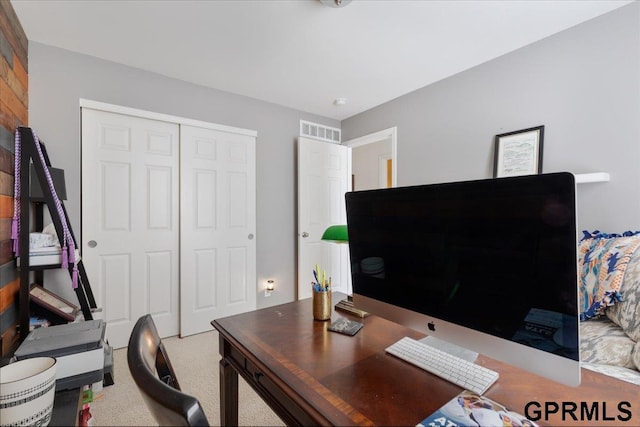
[11,0,633,121]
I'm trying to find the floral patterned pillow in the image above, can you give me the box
[607,252,640,341]
[578,230,640,321]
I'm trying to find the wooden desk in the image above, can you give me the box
[212,293,640,426]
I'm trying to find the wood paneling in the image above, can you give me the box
[0,0,26,354]
[0,239,12,265]
[0,1,27,69]
[11,52,27,90]
[0,79,27,125]
[0,146,13,174]
[0,54,27,106]
[1,323,17,355]
[0,170,12,195]
[0,218,10,241]
[0,276,18,312]
[0,110,18,138]
[0,194,12,217]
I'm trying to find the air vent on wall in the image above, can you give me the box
[300,120,341,144]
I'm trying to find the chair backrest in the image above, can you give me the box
[127,314,210,426]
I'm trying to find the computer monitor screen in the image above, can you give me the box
[346,172,580,387]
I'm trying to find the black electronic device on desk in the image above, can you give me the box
[13,319,113,390]
[346,172,581,389]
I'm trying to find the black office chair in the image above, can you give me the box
[127,314,210,426]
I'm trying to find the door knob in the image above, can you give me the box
[88,240,98,248]
[302,232,309,238]
[248,234,254,240]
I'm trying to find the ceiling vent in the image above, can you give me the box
[300,120,341,144]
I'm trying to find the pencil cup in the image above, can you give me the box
[313,289,331,321]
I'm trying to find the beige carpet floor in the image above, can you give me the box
[90,330,284,426]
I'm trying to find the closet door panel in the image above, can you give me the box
[228,171,247,228]
[180,125,256,337]
[147,166,173,229]
[228,247,248,304]
[101,162,130,231]
[82,108,180,349]
[194,248,217,309]
[147,250,173,314]
[101,254,131,324]
[195,171,216,228]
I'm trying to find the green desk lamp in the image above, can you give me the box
[321,224,369,317]
[321,225,349,243]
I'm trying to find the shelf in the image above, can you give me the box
[16,249,81,269]
[16,126,97,343]
[574,172,610,184]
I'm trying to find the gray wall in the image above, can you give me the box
[342,3,640,233]
[28,41,338,308]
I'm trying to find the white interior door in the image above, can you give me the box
[180,125,257,336]
[82,108,180,349]
[297,137,351,300]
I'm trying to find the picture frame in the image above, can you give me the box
[493,125,544,178]
[29,284,78,322]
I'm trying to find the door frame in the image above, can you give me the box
[343,126,398,188]
[79,98,258,342]
[79,99,257,138]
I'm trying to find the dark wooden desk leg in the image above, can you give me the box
[220,357,239,426]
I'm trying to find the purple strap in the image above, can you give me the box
[11,130,21,254]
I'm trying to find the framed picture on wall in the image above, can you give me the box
[493,125,544,178]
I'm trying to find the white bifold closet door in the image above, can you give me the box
[82,106,256,348]
[82,109,180,349]
[179,125,256,337]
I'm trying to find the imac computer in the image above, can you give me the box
[346,172,580,387]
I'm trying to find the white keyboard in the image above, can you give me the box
[385,336,499,395]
